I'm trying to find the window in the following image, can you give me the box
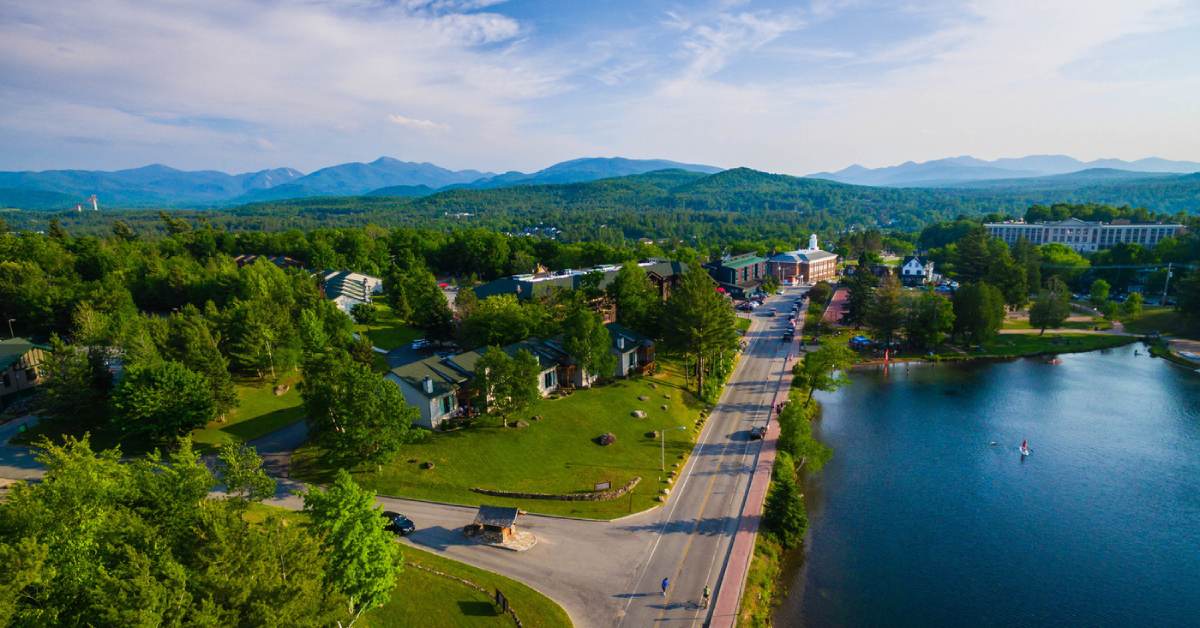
[25,368,37,382]
[440,395,453,415]
[544,370,556,389]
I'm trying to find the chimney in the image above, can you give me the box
[422,376,434,394]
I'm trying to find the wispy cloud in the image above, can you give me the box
[388,113,450,131]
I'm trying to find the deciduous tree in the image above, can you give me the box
[563,307,616,385]
[110,361,216,447]
[1029,277,1072,334]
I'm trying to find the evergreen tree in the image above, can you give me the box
[843,253,878,327]
[866,274,904,344]
[661,262,739,395]
[166,308,237,416]
[953,227,993,284]
[952,282,1006,344]
[762,462,807,549]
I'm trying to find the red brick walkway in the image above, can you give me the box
[821,287,848,325]
[708,352,795,627]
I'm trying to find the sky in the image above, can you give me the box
[1,0,1198,175]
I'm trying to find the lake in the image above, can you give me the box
[777,344,1200,627]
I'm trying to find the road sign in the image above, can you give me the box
[594,481,611,491]
[495,589,508,612]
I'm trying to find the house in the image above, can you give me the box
[0,338,50,401]
[385,356,470,429]
[321,270,384,314]
[900,255,935,286]
[607,323,655,378]
[704,253,767,298]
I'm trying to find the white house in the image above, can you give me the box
[385,356,468,430]
[900,256,935,287]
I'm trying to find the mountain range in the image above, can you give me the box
[0,157,722,209]
[809,155,1200,187]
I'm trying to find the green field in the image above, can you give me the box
[191,373,305,451]
[294,361,705,519]
[354,302,422,350]
[1002,317,1112,331]
[965,333,1133,359]
[242,505,570,627]
[1120,307,1197,337]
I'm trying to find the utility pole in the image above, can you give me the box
[1162,262,1173,305]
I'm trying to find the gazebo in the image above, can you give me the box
[470,505,520,542]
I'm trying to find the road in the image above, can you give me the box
[0,288,805,628]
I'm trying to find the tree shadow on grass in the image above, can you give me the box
[221,406,304,442]
[457,601,500,617]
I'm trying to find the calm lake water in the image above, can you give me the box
[777,344,1200,628]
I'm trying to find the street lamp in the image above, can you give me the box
[6,319,14,339]
[661,425,688,472]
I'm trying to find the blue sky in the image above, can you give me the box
[1,0,1198,175]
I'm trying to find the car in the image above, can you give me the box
[782,332,794,343]
[410,339,430,350]
[766,309,777,317]
[381,511,416,536]
[749,426,767,440]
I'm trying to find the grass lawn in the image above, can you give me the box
[293,360,706,519]
[736,317,752,333]
[241,505,570,628]
[191,373,305,452]
[355,302,422,351]
[1121,307,1197,337]
[1002,317,1112,331]
[963,333,1133,359]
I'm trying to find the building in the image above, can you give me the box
[321,270,384,314]
[473,260,685,304]
[607,323,656,378]
[766,234,838,285]
[0,338,49,401]
[467,505,521,542]
[899,255,935,286]
[985,218,1186,253]
[387,328,656,429]
[385,355,471,429]
[704,253,767,298]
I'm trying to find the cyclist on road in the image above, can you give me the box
[702,585,711,608]
[661,577,670,597]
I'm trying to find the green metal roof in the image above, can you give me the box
[0,338,49,371]
[721,256,766,269]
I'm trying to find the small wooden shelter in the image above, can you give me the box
[470,505,520,541]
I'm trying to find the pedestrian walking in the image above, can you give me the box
[702,585,711,608]
[661,577,670,597]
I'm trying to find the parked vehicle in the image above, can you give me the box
[766,310,777,317]
[749,426,767,440]
[782,331,794,342]
[381,511,416,536]
[410,339,430,350]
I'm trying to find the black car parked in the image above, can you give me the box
[381,511,416,536]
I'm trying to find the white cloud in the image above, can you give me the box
[388,113,450,131]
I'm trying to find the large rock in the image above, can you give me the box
[631,410,647,418]
[596,433,617,446]
[638,395,650,401]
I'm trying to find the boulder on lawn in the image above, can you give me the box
[514,420,530,429]
[631,410,647,418]
[420,461,435,470]
[273,384,290,396]
[661,404,669,411]
[649,382,657,389]
[596,432,617,446]
[638,395,650,401]
[531,415,543,421]
[660,487,671,495]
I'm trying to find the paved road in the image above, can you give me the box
[0,415,44,481]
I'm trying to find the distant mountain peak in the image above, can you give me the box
[809,154,1200,187]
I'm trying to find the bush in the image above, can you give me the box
[351,302,379,324]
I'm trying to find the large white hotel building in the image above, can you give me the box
[985,218,1186,253]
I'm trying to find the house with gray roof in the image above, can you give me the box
[1,338,50,403]
[321,270,383,314]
